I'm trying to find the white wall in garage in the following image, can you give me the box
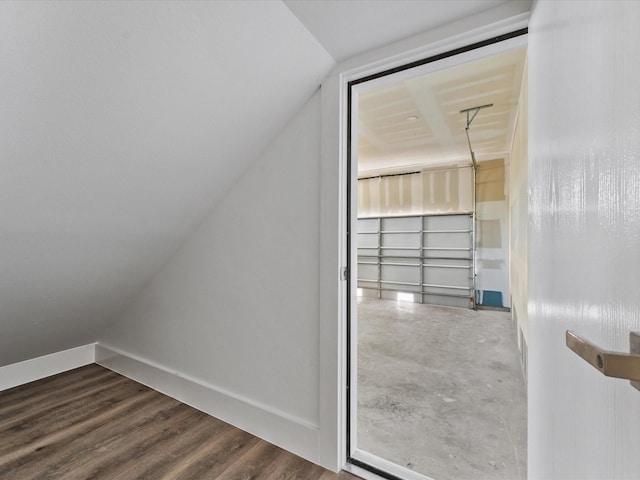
[476,184,511,307]
[509,60,528,346]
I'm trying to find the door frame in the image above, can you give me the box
[347,32,527,480]
[317,2,531,473]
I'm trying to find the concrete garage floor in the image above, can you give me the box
[356,297,527,480]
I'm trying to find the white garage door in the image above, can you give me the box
[357,213,474,308]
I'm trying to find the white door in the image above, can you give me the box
[528,1,640,478]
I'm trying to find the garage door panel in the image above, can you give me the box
[381,248,421,257]
[422,284,472,297]
[423,234,471,249]
[382,256,421,266]
[358,264,379,282]
[358,234,378,248]
[423,248,471,260]
[358,218,379,232]
[358,248,379,257]
[381,264,420,284]
[380,283,422,293]
[423,266,470,286]
[381,216,421,231]
[381,232,419,248]
[424,258,470,268]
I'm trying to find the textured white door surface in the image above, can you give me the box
[528,1,640,479]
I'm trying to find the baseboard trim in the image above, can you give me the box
[0,344,96,392]
[95,343,319,464]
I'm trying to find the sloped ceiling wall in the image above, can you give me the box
[283,0,511,62]
[0,1,334,366]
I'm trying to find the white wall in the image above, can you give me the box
[99,92,323,458]
[528,1,640,478]
[0,0,333,368]
[476,203,510,306]
[509,59,528,347]
[357,167,474,217]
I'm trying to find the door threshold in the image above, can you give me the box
[347,449,435,480]
[343,463,388,480]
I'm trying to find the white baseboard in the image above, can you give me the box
[0,344,96,392]
[95,343,320,465]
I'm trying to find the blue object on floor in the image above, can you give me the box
[480,290,503,307]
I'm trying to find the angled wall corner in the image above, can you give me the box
[97,91,325,464]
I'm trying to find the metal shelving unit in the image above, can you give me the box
[357,213,474,309]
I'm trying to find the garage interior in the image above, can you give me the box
[353,45,528,479]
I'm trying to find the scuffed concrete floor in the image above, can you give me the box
[357,297,527,480]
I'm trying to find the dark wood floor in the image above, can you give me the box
[0,364,358,480]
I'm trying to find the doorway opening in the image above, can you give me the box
[346,32,528,480]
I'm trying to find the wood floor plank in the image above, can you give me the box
[0,388,157,468]
[252,447,328,480]
[0,365,114,408]
[0,381,155,458]
[0,365,360,480]
[232,445,292,479]
[54,403,205,480]
[158,427,260,480]
[120,412,236,480]
[215,440,282,480]
[6,395,182,479]
[0,374,129,431]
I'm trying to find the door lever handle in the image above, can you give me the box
[566,330,640,390]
